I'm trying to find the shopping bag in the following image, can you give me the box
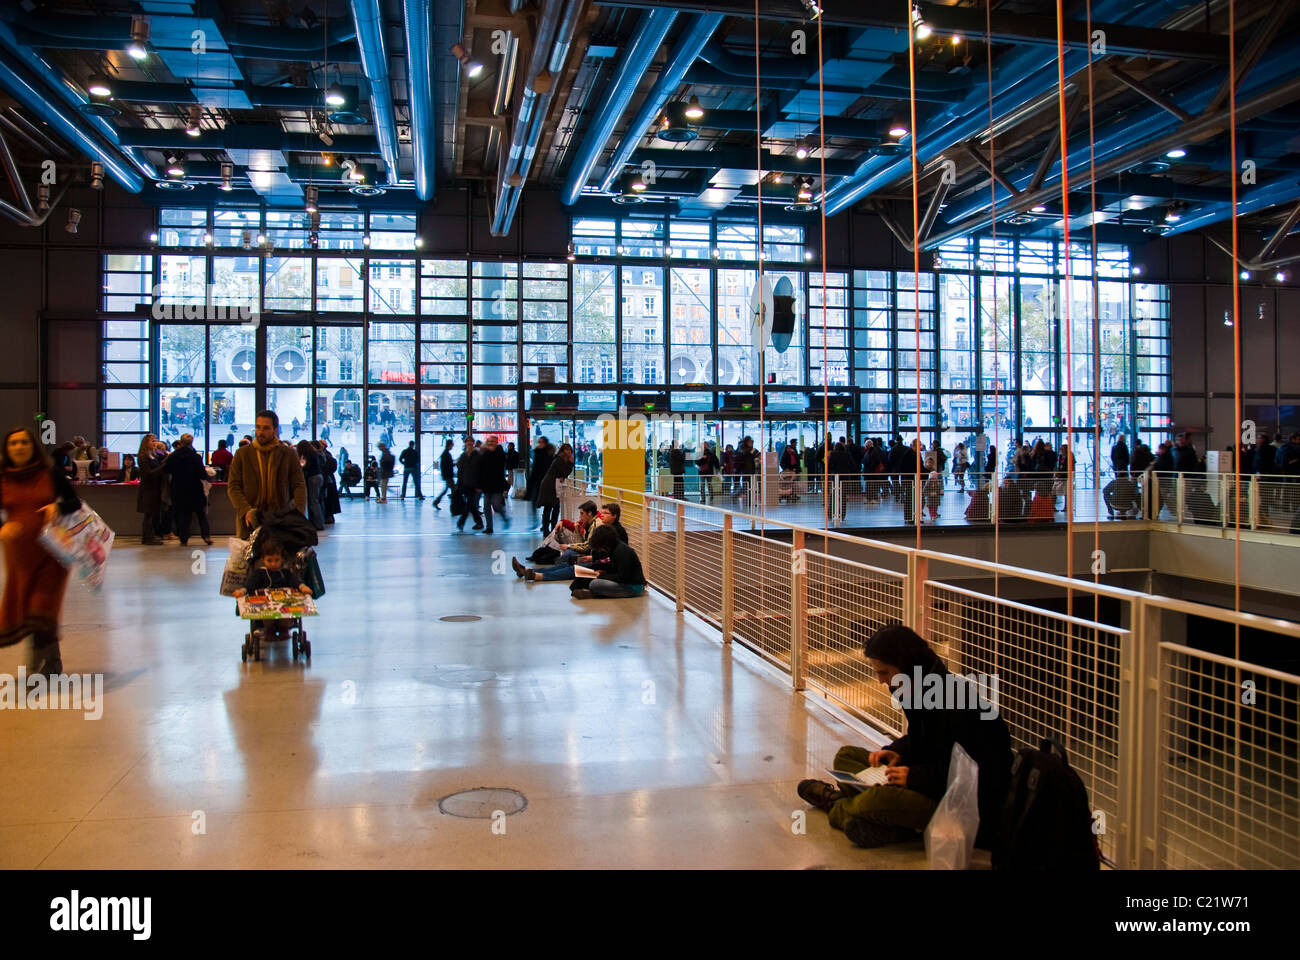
[37,503,114,592]
[1052,479,1067,498]
[925,742,981,870]
[219,537,252,596]
[296,547,326,599]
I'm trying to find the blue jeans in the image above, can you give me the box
[537,548,580,581]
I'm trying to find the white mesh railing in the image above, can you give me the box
[1157,644,1300,869]
[552,477,1299,869]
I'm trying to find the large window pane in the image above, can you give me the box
[367,322,416,383]
[317,258,364,312]
[669,266,712,384]
[573,263,617,384]
[620,264,662,384]
[265,257,311,311]
[267,325,313,385]
[369,258,416,314]
[316,325,363,383]
[158,324,205,383]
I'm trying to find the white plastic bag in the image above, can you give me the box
[37,503,115,592]
[219,537,252,596]
[925,742,980,870]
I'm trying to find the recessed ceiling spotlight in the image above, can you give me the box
[1030,204,1047,213]
[87,75,112,98]
[1164,207,1181,223]
[888,119,908,139]
[1165,148,1186,159]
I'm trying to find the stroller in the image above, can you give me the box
[237,510,324,663]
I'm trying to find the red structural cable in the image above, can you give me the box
[1086,0,1102,622]
[1228,0,1242,644]
[754,0,766,530]
[818,9,831,541]
[986,0,1001,592]
[907,0,922,552]
[1056,0,1076,603]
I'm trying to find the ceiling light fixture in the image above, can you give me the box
[795,137,810,160]
[614,170,647,204]
[87,75,112,98]
[362,234,371,247]
[65,209,81,234]
[1276,270,1288,282]
[451,43,483,79]
[800,0,822,19]
[89,161,104,189]
[1164,206,1181,223]
[656,101,700,142]
[165,156,185,178]
[1240,269,1251,281]
[128,17,150,60]
[888,120,908,139]
[684,95,704,120]
[148,232,159,244]
[1030,204,1047,213]
[1130,265,1143,276]
[219,161,233,192]
[912,5,932,39]
[203,232,213,245]
[951,35,963,45]
[1165,148,1186,159]
[305,184,319,213]
[185,105,202,137]
[325,83,346,107]
[566,242,576,262]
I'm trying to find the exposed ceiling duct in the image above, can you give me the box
[350,0,400,185]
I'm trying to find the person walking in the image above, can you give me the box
[899,439,920,524]
[455,442,483,531]
[1110,435,1130,478]
[696,439,719,504]
[536,442,574,534]
[227,410,308,539]
[0,426,84,674]
[668,440,686,500]
[399,440,424,500]
[136,434,167,545]
[476,435,510,533]
[376,442,395,503]
[432,439,455,509]
[297,439,325,531]
[526,436,556,529]
[165,433,213,545]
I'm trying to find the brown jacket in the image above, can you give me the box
[228,441,307,537]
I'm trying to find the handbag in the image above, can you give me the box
[296,547,326,599]
[1052,478,1067,498]
[37,503,115,592]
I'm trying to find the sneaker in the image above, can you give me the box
[797,779,844,813]
[472,523,484,530]
[570,588,592,599]
[482,527,493,534]
[511,557,527,579]
[843,819,918,849]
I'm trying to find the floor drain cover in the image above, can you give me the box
[438,787,527,819]
[439,615,482,623]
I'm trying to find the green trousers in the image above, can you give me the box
[826,745,938,832]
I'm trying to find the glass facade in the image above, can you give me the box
[99,209,1170,469]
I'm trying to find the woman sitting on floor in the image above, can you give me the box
[796,624,1011,849]
[569,524,645,599]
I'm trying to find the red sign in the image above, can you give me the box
[379,371,416,383]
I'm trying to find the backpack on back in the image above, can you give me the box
[993,738,1102,871]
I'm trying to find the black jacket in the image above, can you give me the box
[1173,444,1199,473]
[1254,443,1277,474]
[455,452,479,493]
[243,566,304,593]
[595,541,645,585]
[164,444,209,511]
[1153,448,1174,472]
[378,450,396,479]
[440,449,455,482]
[477,446,509,493]
[250,507,318,557]
[527,444,555,500]
[1110,440,1130,471]
[1130,444,1154,473]
[885,662,1013,849]
[668,447,686,475]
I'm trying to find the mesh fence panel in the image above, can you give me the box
[1158,644,1300,869]
[803,551,908,737]
[730,530,794,668]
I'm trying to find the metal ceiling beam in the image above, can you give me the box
[1107,65,1192,122]
[1256,199,1300,263]
[1203,0,1297,115]
[1028,88,1086,192]
[628,146,859,178]
[593,0,1233,62]
[962,142,1019,199]
[114,128,382,154]
[924,72,1300,248]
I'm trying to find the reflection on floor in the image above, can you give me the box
[0,498,933,869]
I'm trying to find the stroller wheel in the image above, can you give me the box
[303,639,312,659]
[241,643,248,663]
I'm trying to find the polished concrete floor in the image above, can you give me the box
[0,498,930,869]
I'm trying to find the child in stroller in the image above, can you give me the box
[234,539,313,659]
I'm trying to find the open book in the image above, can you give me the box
[827,766,889,793]
[573,565,600,579]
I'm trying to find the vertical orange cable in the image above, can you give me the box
[1228,0,1243,871]
[985,0,1000,594]
[817,11,830,540]
[1055,0,1075,601]
[907,0,921,551]
[1086,0,1101,623]
[754,0,765,529]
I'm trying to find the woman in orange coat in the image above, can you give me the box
[0,426,82,674]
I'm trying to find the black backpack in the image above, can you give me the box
[993,738,1103,871]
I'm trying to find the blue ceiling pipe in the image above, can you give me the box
[942,36,1300,224]
[597,12,725,196]
[350,0,400,186]
[820,0,1181,216]
[404,0,435,201]
[560,7,679,206]
[0,47,143,191]
[0,19,155,184]
[492,0,584,235]
[1163,177,1300,235]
